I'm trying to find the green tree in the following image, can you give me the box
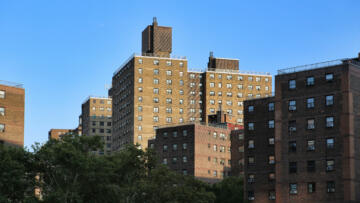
[0,144,37,202]
[211,176,245,203]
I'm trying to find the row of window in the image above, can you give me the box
[163,143,188,151]
[289,159,335,173]
[247,181,335,201]
[139,78,186,86]
[91,128,111,134]
[247,155,275,165]
[209,83,269,90]
[208,74,270,82]
[138,58,184,67]
[288,95,334,111]
[208,144,230,153]
[162,130,188,138]
[138,116,186,123]
[288,73,334,89]
[92,99,111,104]
[91,107,111,111]
[137,97,188,104]
[162,156,188,164]
[247,116,335,131]
[289,138,334,152]
[247,102,275,113]
[92,121,111,126]
[208,156,231,166]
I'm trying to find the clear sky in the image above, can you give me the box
[1,0,359,148]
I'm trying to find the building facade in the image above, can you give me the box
[0,81,25,146]
[81,97,112,154]
[243,54,360,203]
[110,18,272,151]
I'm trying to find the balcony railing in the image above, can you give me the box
[0,80,23,88]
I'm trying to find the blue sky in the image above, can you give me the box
[1,0,359,148]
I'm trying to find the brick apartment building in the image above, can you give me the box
[149,111,243,183]
[243,53,360,203]
[109,18,272,151]
[0,81,25,146]
[81,96,112,154]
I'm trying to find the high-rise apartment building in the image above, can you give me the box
[243,54,360,203]
[110,19,272,151]
[0,81,25,146]
[81,97,112,154]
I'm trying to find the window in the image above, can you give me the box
[269,103,275,111]
[307,140,315,151]
[326,117,334,128]
[289,100,296,111]
[226,92,232,97]
[218,91,222,96]
[289,141,296,152]
[153,107,159,113]
[209,91,215,96]
[138,125,142,131]
[248,123,254,131]
[269,156,275,164]
[172,157,177,164]
[213,144,217,151]
[138,58,143,64]
[166,117,172,123]
[269,173,275,181]
[179,90,184,95]
[327,138,334,149]
[289,162,297,173]
[269,191,275,200]
[326,95,334,106]
[137,135,142,141]
[179,108,183,114]
[153,88,159,94]
[210,100,215,105]
[166,98,172,104]
[237,93,243,98]
[226,100,232,106]
[255,77,260,82]
[237,101,243,106]
[269,138,275,145]
[218,74,222,79]
[179,72,183,77]
[0,107,4,116]
[179,80,184,86]
[162,158,167,165]
[166,107,172,113]
[183,156,187,163]
[307,76,315,86]
[138,96,143,102]
[248,191,255,201]
[307,160,316,172]
[289,120,296,132]
[226,83,232,88]
[153,59,159,65]
[153,116,159,122]
[307,119,315,129]
[248,140,254,149]
[182,143,187,150]
[326,159,334,171]
[248,174,255,183]
[138,116,142,121]
[256,85,260,90]
[179,61,184,67]
[248,106,254,112]
[268,120,275,128]
[166,70,172,76]
[265,77,269,82]
[213,170,217,177]
[166,89,172,95]
[179,99,184,104]
[138,68,143,74]
[327,181,335,193]
[154,69,159,75]
[226,75,232,80]
[153,79,159,84]
[289,80,296,89]
[172,144,178,151]
[248,156,255,164]
[138,78,143,83]
[166,80,172,85]
[307,98,315,108]
[248,85,253,90]
[289,183,297,194]
[248,76,253,81]
[326,73,334,81]
[210,82,215,88]
[210,74,214,79]
[218,83,222,88]
[238,76,243,81]
[220,146,225,153]
[0,124,5,132]
[153,97,159,103]
[166,61,172,66]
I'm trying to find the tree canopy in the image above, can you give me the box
[0,135,244,203]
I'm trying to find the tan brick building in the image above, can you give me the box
[81,97,112,154]
[110,18,272,151]
[0,81,25,146]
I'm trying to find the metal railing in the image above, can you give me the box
[277,58,349,75]
[0,80,23,88]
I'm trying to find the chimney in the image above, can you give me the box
[153,17,158,26]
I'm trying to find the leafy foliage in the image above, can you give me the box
[0,135,245,203]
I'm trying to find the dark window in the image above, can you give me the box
[269,191,276,200]
[269,172,275,181]
[326,160,334,171]
[307,140,315,151]
[326,138,334,149]
[100,122,104,126]
[248,106,254,112]
[308,182,316,193]
[100,129,104,133]
[289,80,296,89]
[248,191,255,200]
[326,117,334,128]
[92,129,96,133]
[289,141,297,152]
[326,73,334,81]
[327,181,335,193]
[289,183,297,194]
[289,162,297,173]
[289,100,296,111]
[248,174,255,183]
[289,120,296,132]
[248,156,255,164]
[307,160,316,172]
[268,102,275,111]
[307,119,315,129]
[307,98,315,109]
[306,76,315,86]
[106,129,111,133]
[107,122,111,126]
[326,95,334,106]
[92,121,96,126]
